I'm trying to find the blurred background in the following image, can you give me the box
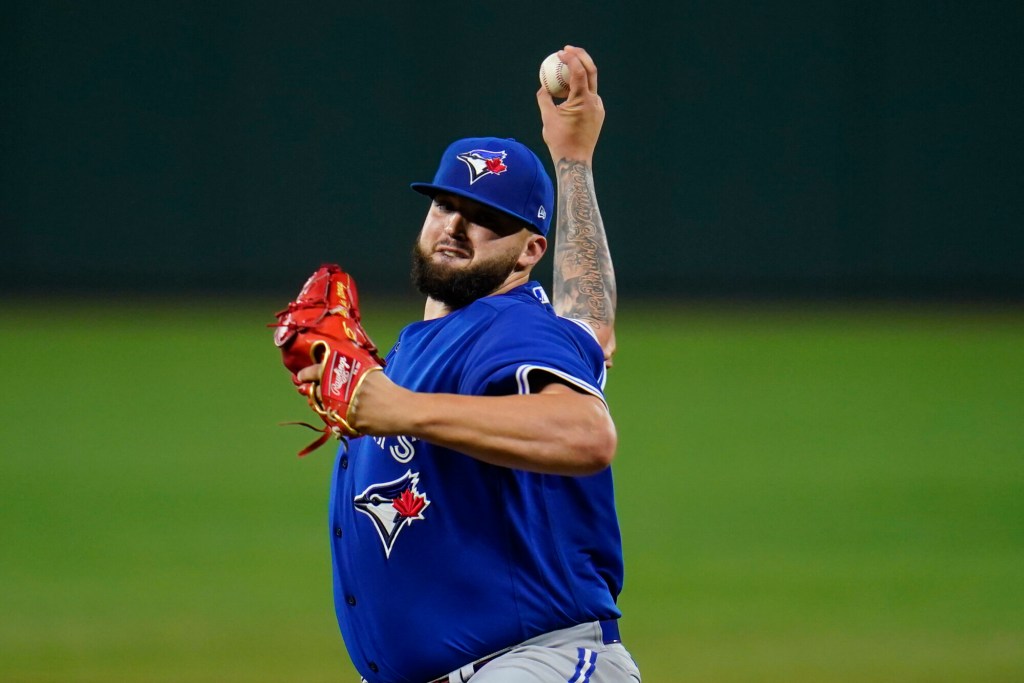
[2,2,1022,682]
[5,1,1021,299]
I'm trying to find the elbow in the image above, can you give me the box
[598,328,617,369]
[576,411,618,475]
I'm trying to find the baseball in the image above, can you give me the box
[539,52,570,98]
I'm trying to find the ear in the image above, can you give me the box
[515,234,547,271]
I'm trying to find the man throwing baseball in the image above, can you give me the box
[292,46,640,683]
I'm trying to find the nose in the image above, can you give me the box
[444,211,467,238]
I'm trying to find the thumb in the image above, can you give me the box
[536,85,558,117]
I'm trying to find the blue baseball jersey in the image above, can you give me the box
[329,281,623,683]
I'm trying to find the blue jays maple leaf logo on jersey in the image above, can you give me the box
[353,470,431,558]
[456,149,508,184]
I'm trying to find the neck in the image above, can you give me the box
[423,297,448,320]
[421,271,532,321]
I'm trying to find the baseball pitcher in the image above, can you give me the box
[275,46,640,683]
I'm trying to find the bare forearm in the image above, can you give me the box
[552,159,616,348]
[354,383,616,476]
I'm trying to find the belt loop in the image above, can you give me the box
[600,619,621,644]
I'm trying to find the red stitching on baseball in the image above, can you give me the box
[541,56,569,95]
[556,65,568,88]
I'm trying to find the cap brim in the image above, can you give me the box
[410,182,542,234]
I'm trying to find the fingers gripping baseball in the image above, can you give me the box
[571,47,599,93]
[537,45,605,163]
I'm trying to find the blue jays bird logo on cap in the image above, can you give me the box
[411,136,554,235]
[456,149,508,184]
[354,471,431,558]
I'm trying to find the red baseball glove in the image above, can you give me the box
[273,264,386,455]
[273,263,385,377]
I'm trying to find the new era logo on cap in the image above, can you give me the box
[457,149,508,184]
[410,136,554,235]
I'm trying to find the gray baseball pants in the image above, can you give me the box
[361,621,641,683]
[452,621,641,683]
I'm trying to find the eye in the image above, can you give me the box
[434,198,453,213]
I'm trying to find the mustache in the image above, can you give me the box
[433,240,472,257]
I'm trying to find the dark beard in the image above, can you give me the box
[411,242,520,310]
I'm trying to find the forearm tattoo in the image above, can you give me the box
[552,159,616,331]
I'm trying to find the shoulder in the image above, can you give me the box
[476,285,605,363]
[447,284,608,396]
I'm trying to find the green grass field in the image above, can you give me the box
[2,299,1022,682]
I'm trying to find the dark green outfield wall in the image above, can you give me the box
[3,2,1022,299]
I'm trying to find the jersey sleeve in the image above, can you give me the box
[460,304,607,401]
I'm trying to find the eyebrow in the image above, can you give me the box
[477,210,525,235]
[438,196,516,232]
[475,208,503,225]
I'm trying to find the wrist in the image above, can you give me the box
[352,376,424,437]
[347,369,388,435]
[549,150,594,166]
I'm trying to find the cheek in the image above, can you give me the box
[421,212,445,237]
[417,222,437,249]
[481,239,527,267]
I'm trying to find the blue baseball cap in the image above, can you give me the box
[411,137,554,236]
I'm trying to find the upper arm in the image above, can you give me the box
[537,377,606,406]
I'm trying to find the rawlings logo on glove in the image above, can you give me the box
[273,264,385,456]
[306,345,381,436]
